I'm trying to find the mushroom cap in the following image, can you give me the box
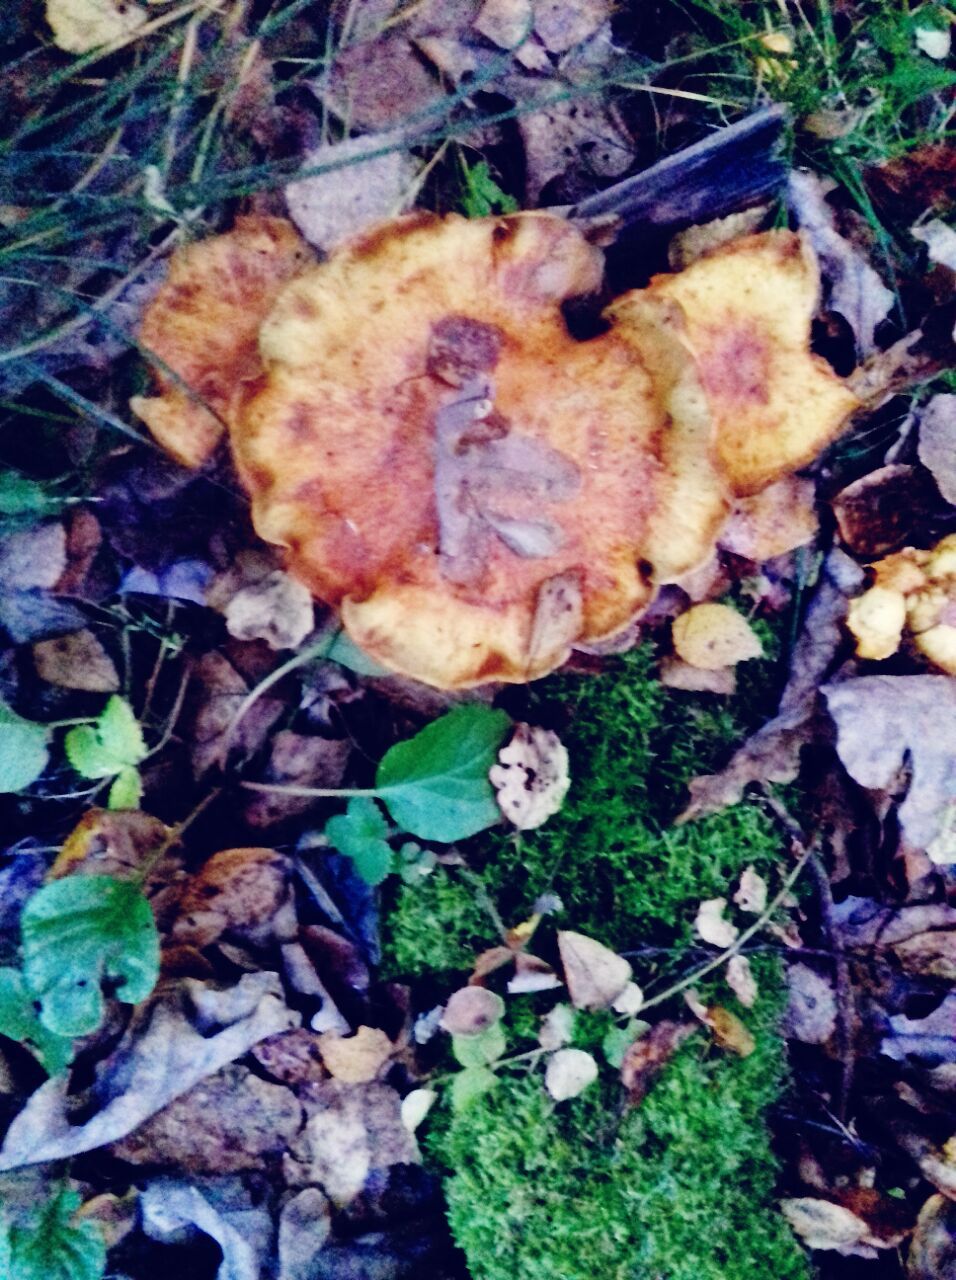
[233,211,714,687]
[610,231,861,496]
[130,216,313,469]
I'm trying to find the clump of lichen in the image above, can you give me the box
[432,961,807,1280]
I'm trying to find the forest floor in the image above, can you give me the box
[0,2,955,1278]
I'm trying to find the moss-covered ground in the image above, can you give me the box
[382,639,809,1280]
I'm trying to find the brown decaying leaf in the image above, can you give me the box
[788,170,894,357]
[318,1026,393,1083]
[33,629,119,693]
[908,1194,956,1280]
[620,1021,695,1104]
[172,847,293,950]
[244,731,351,829]
[783,962,837,1046]
[680,550,863,822]
[284,1080,420,1207]
[189,651,285,777]
[558,930,632,1010]
[141,1177,274,1280]
[685,992,755,1056]
[823,675,956,860]
[658,655,736,694]
[718,475,819,561]
[832,464,938,558]
[917,393,956,506]
[224,570,315,651]
[489,721,570,830]
[672,603,763,671]
[0,971,298,1171]
[285,132,420,253]
[251,1028,328,1086]
[110,1063,301,1172]
[781,1194,907,1258]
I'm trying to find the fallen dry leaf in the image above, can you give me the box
[172,847,293,950]
[673,603,763,671]
[694,898,739,948]
[558,930,632,1010]
[534,0,610,51]
[244,731,351,828]
[489,721,570,830]
[908,1194,956,1280]
[189,651,285,776]
[286,132,419,253]
[33,629,119,693]
[912,220,956,272]
[141,1177,274,1280]
[224,570,315,651]
[718,475,819,561]
[401,1088,437,1133]
[781,1196,906,1258]
[284,1080,420,1206]
[318,1026,393,1084]
[917,393,956,506]
[46,0,145,53]
[111,1063,301,1172]
[685,993,756,1056]
[680,551,862,820]
[823,675,956,860]
[658,656,736,694]
[545,1048,599,1101]
[733,866,768,914]
[832,464,937,558]
[783,962,837,1045]
[882,992,956,1066]
[277,1187,333,1280]
[538,1003,575,1051]
[251,1028,328,1086]
[789,170,894,356]
[0,521,66,590]
[620,1021,695,1104]
[0,971,298,1170]
[726,955,758,1008]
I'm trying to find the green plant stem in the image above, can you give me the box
[639,846,813,1014]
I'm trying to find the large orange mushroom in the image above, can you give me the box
[131,211,859,688]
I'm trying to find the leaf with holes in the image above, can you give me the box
[22,876,159,1037]
[0,968,72,1075]
[376,704,511,842]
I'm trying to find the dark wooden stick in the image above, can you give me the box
[569,104,789,233]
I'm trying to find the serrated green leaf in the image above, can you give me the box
[460,160,518,219]
[64,696,146,782]
[0,700,50,793]
[325,796,393,885]
[0,967,73,1075]
[22,875,160,1037]
[452,1022,507,1068]
[107,766,142,811]
[451,1065,500,1112]
[10,1185,106,1280]
[376,705,511,842]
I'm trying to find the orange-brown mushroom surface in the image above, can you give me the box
[233,212,716,687]
[132,212,860,689]
[130,216,313,468]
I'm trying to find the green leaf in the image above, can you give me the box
[0,700,50,793]
[10,1185,106,1280]
[0,471,63,526]
[451,1065,500,1112]
[460,160,518,219]
[0,1216,12,1277]
[64,696,146,782]
[107,766,142,810]
[452,1022,507,1068]
[325,796,394,885]
[22,875,160,1037]
[0,968,73,1075]
[376,705,511,842]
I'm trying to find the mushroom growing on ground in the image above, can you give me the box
[132,211,859,688]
